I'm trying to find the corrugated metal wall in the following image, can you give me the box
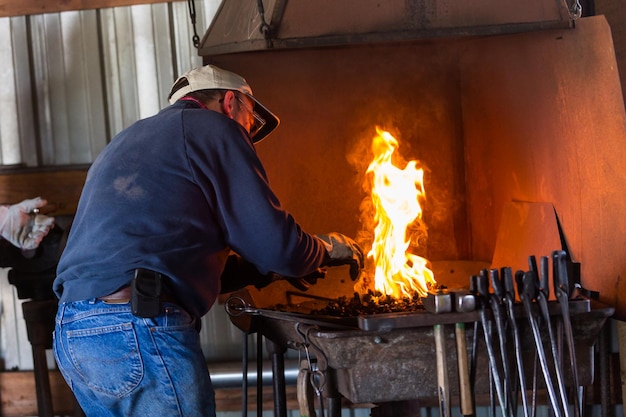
[0,0,218,167]
[0,0,255,371]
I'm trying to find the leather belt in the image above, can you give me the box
[98,286,178,305]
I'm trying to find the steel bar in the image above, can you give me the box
[503,267,530,417]
[470,319,480,410]
[553,250,583,417]
[519,271,562,417]
[476,272,507,416]
[488,268,515,415]
[532,256,570,416]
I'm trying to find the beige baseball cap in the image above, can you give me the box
[168,65,280,143]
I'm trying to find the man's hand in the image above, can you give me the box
[0,198,55,250]
[316,233,365,280]
[221,255,327,293]
[281,268,326,292]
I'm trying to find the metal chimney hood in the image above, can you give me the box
[198,0,577,57]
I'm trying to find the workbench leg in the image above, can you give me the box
[617,320,626,417]
[325,367,342,417]
[267,340,287,417]
[31,342,54,417]
[22,300,57,417]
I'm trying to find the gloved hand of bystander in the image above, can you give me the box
[0,197,55,250]
[316,232,365,280]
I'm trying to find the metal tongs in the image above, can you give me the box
[553,250,583,417]
[530,255,570,417]
[519,267,562,417]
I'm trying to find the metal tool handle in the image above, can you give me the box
[552,250,582,417]
[476,270,490,298]
[502,267,515,300]
[522,270,538,301]
[469,275,478,295]
[540,256,550,298]
[528,255,539,274]
[515,270,525,300]
[503,267,531,417]
[552,250,570,298]
[490,268,504,299]
[521,271,562,417]
[310,370,326,417]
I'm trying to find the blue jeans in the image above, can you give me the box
[53,299,216,417]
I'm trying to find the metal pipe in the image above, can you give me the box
[208,358,300,389]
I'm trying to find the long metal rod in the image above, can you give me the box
[536,291,570,416]
[535,257,570,417]
[476,273,507,416]
[553,251,582,417]
[478,307,507,414]
[209,359,301,389]
[489,269,514,415]
[520,272,562,417]
[503,267,530,417]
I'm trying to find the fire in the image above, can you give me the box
[364,127,436,299]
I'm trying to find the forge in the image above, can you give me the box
[200,0,626,415]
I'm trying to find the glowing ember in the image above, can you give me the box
[364,127,436,299]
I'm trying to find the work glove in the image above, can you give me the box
[316,232,365,280]
[0,198,55,250]
[262,268,327,292]
[220,254,327,293]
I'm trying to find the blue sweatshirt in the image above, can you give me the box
[54,100,326,319]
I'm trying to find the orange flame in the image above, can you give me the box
[365,127,436,298]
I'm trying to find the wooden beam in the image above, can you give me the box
[0,168,88,216]
[0,0,185,18]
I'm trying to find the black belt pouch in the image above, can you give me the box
[131,268,162,318]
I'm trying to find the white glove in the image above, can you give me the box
[0,197,55,250]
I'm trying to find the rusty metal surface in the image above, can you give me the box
[200,0,572,56]
[357,298,592,331]
[255,300,612,404]
[459,16,626,319]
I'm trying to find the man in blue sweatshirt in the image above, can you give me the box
[52,64,363,417]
